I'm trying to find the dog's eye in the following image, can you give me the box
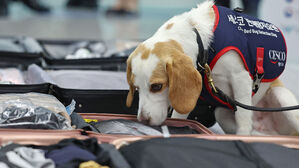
[150,83,163,92]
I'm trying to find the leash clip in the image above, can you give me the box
[204,64,218,93]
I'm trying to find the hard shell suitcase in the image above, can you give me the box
[80,113,213,135]
[0,112,213,145]
[111,134,299,149]
[0,128,88,146]
[79,113,213,143]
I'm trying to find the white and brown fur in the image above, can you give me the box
[126,1,299,135]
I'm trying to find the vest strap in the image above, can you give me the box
[252,47,265,93]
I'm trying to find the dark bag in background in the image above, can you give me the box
[24,63,136,114]
[0,36,43,68]
[39,39,138,71]
[0,37,140,115]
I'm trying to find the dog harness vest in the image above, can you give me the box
[200,5,287,109]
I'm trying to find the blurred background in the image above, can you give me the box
[0,0,246,40]
[0,0,298,98]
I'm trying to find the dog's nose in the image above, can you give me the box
[138,111,150,123]
[138,113,148,121]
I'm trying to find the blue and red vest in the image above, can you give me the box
[200,5,287,109]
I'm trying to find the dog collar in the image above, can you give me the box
[193,28,218,93]
[193,28,238,110]
[193,28,209,72]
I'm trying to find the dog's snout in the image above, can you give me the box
[138,113,147,121]
[138,109,149,121]
[138,109,155,125]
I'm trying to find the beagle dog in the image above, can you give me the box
[126,1,299,135]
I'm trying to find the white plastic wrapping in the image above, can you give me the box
[0,93,72,130]
[26,64,128,90]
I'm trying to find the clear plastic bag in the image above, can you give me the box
[0,93,72,130]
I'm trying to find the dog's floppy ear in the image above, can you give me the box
[166,54,202,114]
[126,56,135,107]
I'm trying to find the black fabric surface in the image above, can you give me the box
[119,137,293,168]
[251,143,299,168]
[70,112,98,132]
[45,145,97,166]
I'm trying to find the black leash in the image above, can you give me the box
[235,101,299,112]
[193,28,299,112]
[213,87,299,112]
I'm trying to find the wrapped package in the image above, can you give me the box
[0,93,72,130]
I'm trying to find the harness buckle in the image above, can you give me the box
[252,72,264,93]
[204,64,218,93]
[253,47,265,94]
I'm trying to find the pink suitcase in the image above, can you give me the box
[0,128,89,145]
